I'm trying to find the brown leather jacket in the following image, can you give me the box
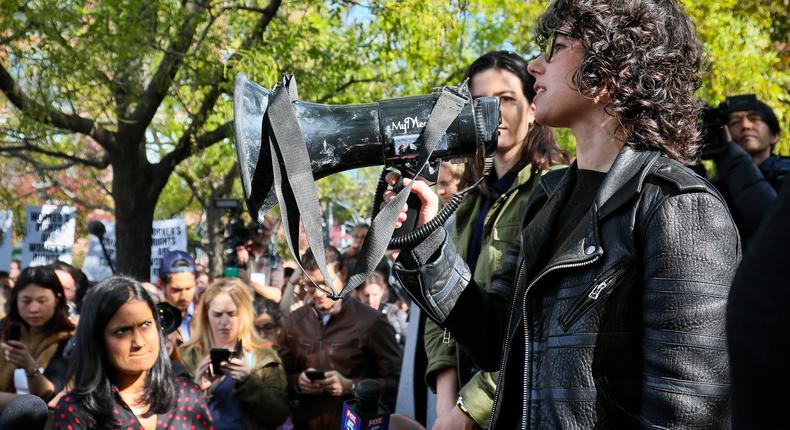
[281,298,402,430]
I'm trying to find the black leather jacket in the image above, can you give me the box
[396,147,741,429]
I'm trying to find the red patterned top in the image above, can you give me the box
[52,376,213,430]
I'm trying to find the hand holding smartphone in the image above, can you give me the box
[305,369,325,381]
[5,321,22,343]
[210,348,233,375]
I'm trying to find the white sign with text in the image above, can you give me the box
[0,211,12,272]
[21,205,77,267]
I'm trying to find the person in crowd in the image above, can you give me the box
[388,0,740,427]
[50,261,90,322]
[52,276,211,430]
[0,273,9,320]
[280,246,402,430]
[360,272,408,344]
[436,162,466,206]
[0,266,74,406]
[195,269,210,302]
[6,261,19,289]
[254,301,284,345]
[424,49,569,430]
[235,222,285,306]
[157,250,197,343]
[342,223,370,273]
[180,278,290,430]
[728,179,790,428]
[710,95,788,247]
[279,266,306,315]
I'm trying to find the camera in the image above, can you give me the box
[699,94,760,159]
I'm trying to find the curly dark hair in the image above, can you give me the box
[536,0,703,163]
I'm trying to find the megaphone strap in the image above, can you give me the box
[263,74,468,299]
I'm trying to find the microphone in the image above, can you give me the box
[341,379,390,430]
[0,394,49,430]
[88,220,114,274]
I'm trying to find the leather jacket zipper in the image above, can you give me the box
[558,258,631,332]
[520,254,601,430]
[488,256,527,430]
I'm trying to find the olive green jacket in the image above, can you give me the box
[180,344,291,429]
[424,164,546,427]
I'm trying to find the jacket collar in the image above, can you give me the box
[522,146,661,283]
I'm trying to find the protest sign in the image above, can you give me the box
[21,205,76,267]
[82,221,116,283]
[0,211,12,272]
[150,218,188,282]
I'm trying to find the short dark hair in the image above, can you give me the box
[68,277,176,429]
[10,266,74,334]
[728,98,781,137]
[536,0,703,164]
[301,245,343,273]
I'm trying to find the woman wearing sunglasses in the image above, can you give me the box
[388,0,739,428]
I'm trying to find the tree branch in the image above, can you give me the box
[0,64,116,148]
[175,169,208,208]
[317,77,380,103]
[124,0,207,142]
[0,140,111,169]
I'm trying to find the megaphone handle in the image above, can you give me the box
[391,193,423,240]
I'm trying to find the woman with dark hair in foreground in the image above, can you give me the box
[53,276,211,430]
[387,0,740,428]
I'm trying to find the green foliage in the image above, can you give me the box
[1,0,786,258]
[683,0,788,155]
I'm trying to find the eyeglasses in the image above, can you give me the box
[256,323,277,332]
[543,31,572,63]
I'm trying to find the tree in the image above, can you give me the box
[1,0,786,279]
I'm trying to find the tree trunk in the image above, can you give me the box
[112,158,168,281]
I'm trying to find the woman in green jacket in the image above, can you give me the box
[424,50,569,429]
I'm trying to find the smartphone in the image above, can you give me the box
[305,369,325,381]
[5,321,22,343]
[210,348,233,375]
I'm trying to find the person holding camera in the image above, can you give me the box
[386,0,739,427]
[180,278,290,430]
[423,50,569,430]
[53,276,211,430]
[280,246,402,430]
[0,266,74,406]
[709,95,788,247]
[234,222,285,307]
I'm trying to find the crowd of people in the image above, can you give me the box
[0,0,787,429]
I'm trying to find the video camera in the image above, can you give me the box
[213,198,249,270]
[699,94,760,159]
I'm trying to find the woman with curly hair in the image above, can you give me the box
[387,0,740,428]
[180,278,290,430]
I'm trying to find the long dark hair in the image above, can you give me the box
[464,50,569,194]
[8,266,74,334]
[69,276,176,429]
[536,0,703,163]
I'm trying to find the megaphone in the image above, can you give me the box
[233,73,500,223]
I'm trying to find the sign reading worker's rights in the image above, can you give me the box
[149,218,188,282]
[21,205,76,267]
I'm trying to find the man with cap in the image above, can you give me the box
[157,250,197,343]
[712,94,789,247]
